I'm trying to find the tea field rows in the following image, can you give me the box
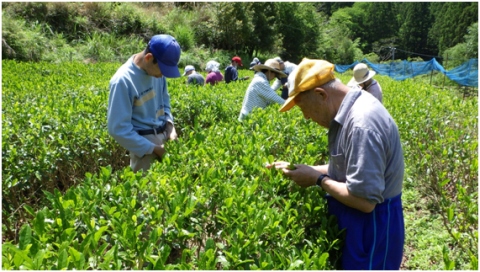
[1,60,477,269]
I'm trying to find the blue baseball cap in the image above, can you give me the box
[148,34,181,78]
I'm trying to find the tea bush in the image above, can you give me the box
[2,60,477,269]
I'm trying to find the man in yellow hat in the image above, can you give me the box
[267,58,405,269]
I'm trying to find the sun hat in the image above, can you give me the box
[351,63,376,84]
[279,58,336,112]
[148,34,181,78]
[274,57,284,64]
[205,60,220,73]
[183,65,195,76]
[232,56,243,66]
[253,59,287,78]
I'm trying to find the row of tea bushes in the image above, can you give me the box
[2,60,477,269]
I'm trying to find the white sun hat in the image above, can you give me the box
[351,63,376,84]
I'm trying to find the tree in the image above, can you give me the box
[464,22,478,58]
[193,2,277,58]
[362,2,399,55]
[429,2,478,54]
[321,6,365,64]
[274,2,322,63]
[313,2,355,16]
[244,2,277,57]
[397,2,434,60]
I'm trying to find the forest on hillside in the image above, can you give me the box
[1,2,478,68]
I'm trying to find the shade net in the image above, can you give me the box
[335,58,478,87]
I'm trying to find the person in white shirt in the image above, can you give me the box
[347,63,383,103]
[238,59,287,121]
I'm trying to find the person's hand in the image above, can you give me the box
[283,164,321,188]
[153,144,166,158]
[165,122,178,141]
[243,76,250,80]
[266,161,319,188]
[265,161,290,170]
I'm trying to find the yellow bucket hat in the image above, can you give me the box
[279,58,336,112]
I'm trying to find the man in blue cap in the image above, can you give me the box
[107,34,181,172]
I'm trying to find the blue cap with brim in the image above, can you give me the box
[148,35,181,78]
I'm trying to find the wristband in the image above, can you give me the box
[316,174,330,189]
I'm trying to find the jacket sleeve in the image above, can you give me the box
[107,78,155,157]
[271,78,282,91]
[160,78,174,124]
[257,80,285,105]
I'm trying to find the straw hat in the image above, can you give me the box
[253,59,287,78]
[279,58,335,112]
[351,63,376,84]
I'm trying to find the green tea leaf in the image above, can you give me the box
[57,249,68,270]
[94,226,109,244]
[33,211,45,237]
[19,224,32,250]
[32,250,46,270]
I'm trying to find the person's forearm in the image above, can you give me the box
[312,164,328,174]
[321,178,376,213]
[271,79,281,91]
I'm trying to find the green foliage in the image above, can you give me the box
[397,2,434,60]
[321,8,364,64]
[383,78,478,269]
[245,2,277,57]
[1,12,49,61]
[2,62,344,269]
[2,61,478,270]
[2,61,127,240]
[442,44,469,70]
[429,2,478,54]
[314,2,355,16]
[79,32,145,62]
[110,3,150,37]
[1,2,167,62]
[173,25,195,52]
[2,2,478,63]
[464,22,478,58]
[362,2,399,53]
[442,21,480,68]
[362,52,380,63]
[329,4,366,41]
[275,2,323,63]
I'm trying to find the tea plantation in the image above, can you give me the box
[2,60,477,269]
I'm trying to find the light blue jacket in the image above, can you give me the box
[107,55,173,157]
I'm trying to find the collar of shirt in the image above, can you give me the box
[254,71,268,81]
[333,89,362,126]
[366,80,377,90]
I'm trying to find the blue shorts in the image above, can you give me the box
[326,194,404,270]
